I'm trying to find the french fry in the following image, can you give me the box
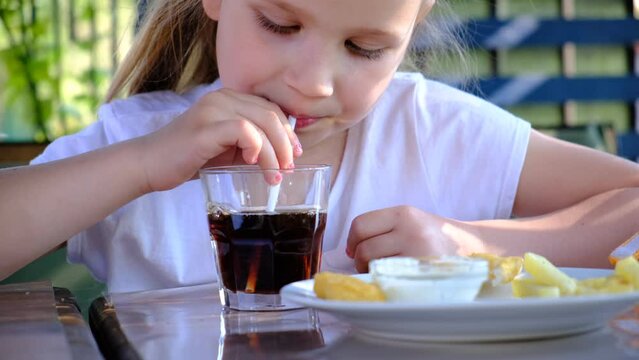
[470,253,523,285]
[576,276,633,295]
[314,272,386,302]
[523,252,577,295]
[614,256,639,289]
[512,277,560,298]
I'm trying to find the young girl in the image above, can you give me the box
[29,0,639,293]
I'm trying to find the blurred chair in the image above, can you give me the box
[616,132,639,161]
[450,17,639,109]
[0,143,48,168]
[412,8,639,140]
[0,247,106,320]
[539,123,617,154]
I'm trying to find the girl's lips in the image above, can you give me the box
[294,117,319,129]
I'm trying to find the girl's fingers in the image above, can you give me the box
[346,208,397,257]
[196,89,299,172]
[210,119,281,184]
[230,92,301,158]
[236,105,295,170]
[352,233,401,273]
[221,119,263,165]
[254,131,283,184]
[286,118,303,158]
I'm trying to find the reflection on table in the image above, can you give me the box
[219,308,326,359]
[0,281,102,360]
[89,283,639,360]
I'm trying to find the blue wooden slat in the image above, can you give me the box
[463,18,639,48]
[616,132,639,161]
[470,76,639,105]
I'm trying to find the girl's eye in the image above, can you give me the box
[345,40,385,61]
[255,13,299,35]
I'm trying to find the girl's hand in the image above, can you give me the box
[136,88,302,192]
[345,206,486,272]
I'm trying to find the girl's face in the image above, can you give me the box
[203,0,425,149]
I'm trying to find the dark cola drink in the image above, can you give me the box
[208,206,327,294]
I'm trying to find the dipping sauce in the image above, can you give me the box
[369,256,489,303]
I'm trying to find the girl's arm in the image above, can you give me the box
[0,139,149,279]
[347,188,639,272]
[346,130,639,271]
[475,129,639,268]
[467,187,639,268]
[513,130,639,217]
[0,89,302,279]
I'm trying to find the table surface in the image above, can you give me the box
[89,283,639,360]
[0,281,102,360]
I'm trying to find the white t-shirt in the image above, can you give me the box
[31,72,530,293]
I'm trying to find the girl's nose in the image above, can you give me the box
[283,39,335,99]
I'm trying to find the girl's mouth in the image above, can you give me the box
[294,117,319,129]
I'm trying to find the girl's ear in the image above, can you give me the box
[202,0,222,21]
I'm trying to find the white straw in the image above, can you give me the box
[288,115,297,131]
[266,116,297,212]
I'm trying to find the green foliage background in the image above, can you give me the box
[0,0,136,142]
[0,0,635,142]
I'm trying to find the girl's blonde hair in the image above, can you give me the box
[404,0,473,85]
[106,0,217,101]
[107,0,469,102]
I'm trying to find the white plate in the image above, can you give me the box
[280,268,639,342]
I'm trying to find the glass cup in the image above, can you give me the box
[199,165,331,311]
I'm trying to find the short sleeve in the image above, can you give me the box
[415,78,531,220]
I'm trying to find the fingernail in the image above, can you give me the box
[287,163,295,170]
[345,247,352,258]
[294,143,303,156]
[274,173,282,183]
